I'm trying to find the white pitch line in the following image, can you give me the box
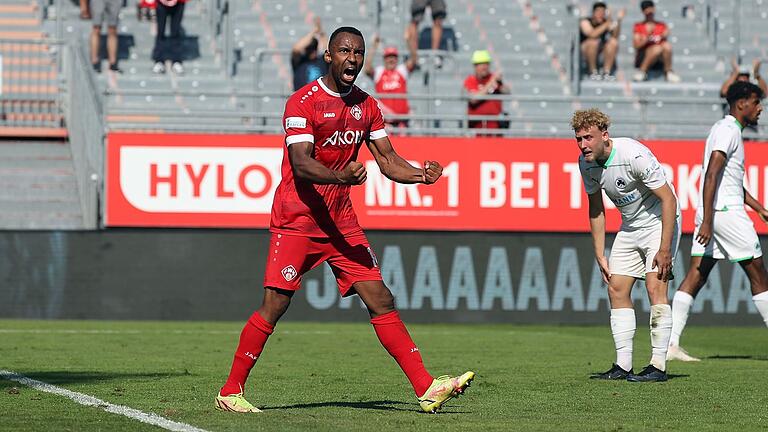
[0,370,211,432]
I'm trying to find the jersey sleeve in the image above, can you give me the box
[579,160,601,195]
[368,97,387,140]
[464,75,478,93]
[710,124,739,157]
[396,63,409,80]
[283,96,315,146]
[373,65,384,82]
[631,149,667,190]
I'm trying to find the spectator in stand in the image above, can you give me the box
[580,2,624,81]
[632,0,680,83]
[363,33,418,128]
[721,58,767,98]
[137,0,157,22]
[463,50,510,130]
[80,0,91,20]
[405,0,446,68]
[151,0,187,74]
[291,17,329,91]
[90,0,122,73]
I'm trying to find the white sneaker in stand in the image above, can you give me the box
[152,61,165,74]
[666,71,681,83]
[171,62,185,75]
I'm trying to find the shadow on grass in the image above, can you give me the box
[588,372,690,380]
[0,370,193,387]
[262,400,469,413]
[263,400,412,412]
[705,355,768,361]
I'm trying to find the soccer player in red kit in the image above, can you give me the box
[215,26,474,414]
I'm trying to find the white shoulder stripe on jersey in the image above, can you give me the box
[286,134,314,145]
[370,129,387,140]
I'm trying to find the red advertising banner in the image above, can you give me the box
[106,132,768,233]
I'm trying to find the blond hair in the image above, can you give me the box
[570,109,611,132]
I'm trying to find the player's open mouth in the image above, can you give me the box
[342,66,357,81]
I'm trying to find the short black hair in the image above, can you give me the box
[640,0,654,10]
[593,2,607,11]
[726,81,765,106]
[328,26,364,48]
[306,37,318,53]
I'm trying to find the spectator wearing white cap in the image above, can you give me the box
[364,33,418,128]
[720,58,767,99]
[463,50,509,130]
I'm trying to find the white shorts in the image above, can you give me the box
[691,208,763,262]
[609,217,681,279]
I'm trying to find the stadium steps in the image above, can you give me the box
[0,139,84,229]
[0,0,66,137]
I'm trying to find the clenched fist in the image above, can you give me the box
[423,160,442,184]
[337,161,367,185]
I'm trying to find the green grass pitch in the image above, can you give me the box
[1,319,766,431]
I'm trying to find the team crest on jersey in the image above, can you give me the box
[615,177,627,189]
[281,265,297,282]
[350,104,362,120]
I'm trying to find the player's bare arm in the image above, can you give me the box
[649,183,677,281]
[367,136,442,184]
[744,188,768,222]
[288,141,366,185]
[698,150,727,245]
[587,191,610,283]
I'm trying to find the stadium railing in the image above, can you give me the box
[102,88,766,139]
[62,39,104,229]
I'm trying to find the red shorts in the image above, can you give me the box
[263,232,382,296]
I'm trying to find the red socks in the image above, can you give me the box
[221,310,432,397]
[371,311,434,396]
[220,311,274,396]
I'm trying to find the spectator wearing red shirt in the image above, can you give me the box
[463,50,509,130]
[632,0,680,83]
[363,33,418,127]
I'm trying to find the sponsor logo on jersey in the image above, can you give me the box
[613,191,638,207]
[323,112,336,118]
[350,104,363,120]
[615,177,627,189]
[285,117,307,129]
[323,130,365,147]
[281,265,297,281]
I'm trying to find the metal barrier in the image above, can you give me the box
[103,87,767,139]
[0,39,64,132]
[62,40,104,229]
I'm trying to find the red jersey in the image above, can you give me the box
[633,20,667,46]
[463,74,502,129]
[374,64,410,115]
[272,78,387,238]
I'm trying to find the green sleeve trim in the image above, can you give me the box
[690,253,706,257]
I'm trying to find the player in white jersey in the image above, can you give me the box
[573,109,680,382]
[668,81,768,362]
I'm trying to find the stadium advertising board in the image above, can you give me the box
[0,231,763,325]
[106,133,768,233]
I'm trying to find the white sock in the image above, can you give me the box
[670,291,694,346]
[650,304,673,371]
[753,291,768,327]
[610,308,636,372]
